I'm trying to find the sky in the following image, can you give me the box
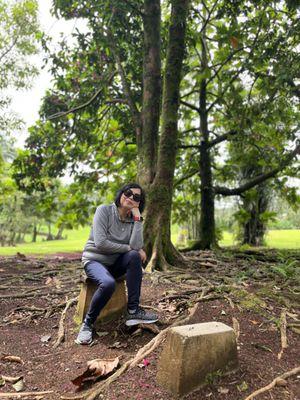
[11,0,87,148]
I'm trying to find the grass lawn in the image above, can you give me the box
[219,229,300,249]
[0,227,299,256]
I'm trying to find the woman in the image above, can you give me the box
[76,183,158,345]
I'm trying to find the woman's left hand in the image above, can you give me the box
[139,249,147,263]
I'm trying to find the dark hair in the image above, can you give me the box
[114,182,146,213]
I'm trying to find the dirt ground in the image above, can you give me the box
[0,249,299,400]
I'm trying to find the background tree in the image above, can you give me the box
[0,0,41,138]
[178,0,300,249]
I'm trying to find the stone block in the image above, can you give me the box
[157,322,238,397]
[76,276,127,326]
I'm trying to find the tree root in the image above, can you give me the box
[277,309,288,360]
[0,390,53,398]
[61,302,200,400]
[244,366,300,400]
[53,297,78,349]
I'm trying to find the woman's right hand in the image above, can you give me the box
[138,249,147,263]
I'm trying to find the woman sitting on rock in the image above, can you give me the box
[76,182,158,345]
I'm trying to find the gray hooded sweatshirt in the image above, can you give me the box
[82,203,143,266]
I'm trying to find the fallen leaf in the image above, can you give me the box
[41,334,52,343]
[252,343,273,353]
[16,252,27,260]
[276,378,287,387]
[237,381,248,392]
[108,341,127,349]
[96,331,109,337]
[218,386,229,394]
[0,377,5,387]
[143,358,150,367]
[2,375,23,384]
[12,377,24,392]
[1,355,24,364]
[72,357,119,387]
[249,319,259,325]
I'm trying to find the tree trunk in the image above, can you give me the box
[46,223,54,241]
[242,184,269,246]
[32,224,37,242]
[144,0,189,271]
[139,0,161,190]
[55,225,65,240]
[193,33,216,250]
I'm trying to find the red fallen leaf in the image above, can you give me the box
[71,357,119,387]
[143,358,150,367]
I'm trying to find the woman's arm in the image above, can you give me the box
[129,220,143,250]
[93,206,131,254]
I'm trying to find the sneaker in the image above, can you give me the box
[125,307,158,326]
[75,322,93,345]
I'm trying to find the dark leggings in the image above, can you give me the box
[84,250,142,325]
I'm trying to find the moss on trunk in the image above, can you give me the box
[144,0,190,270]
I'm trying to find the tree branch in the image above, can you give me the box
[107,28,142,133]
[47,72,115,120]
[207,130,238,148]
[174,169,199,187]
[180,100,200,113]
[214,141,300,196]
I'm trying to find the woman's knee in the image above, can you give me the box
[99,277,116,295]
[127,249,141,263]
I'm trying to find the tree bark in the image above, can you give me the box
[144,0,189,270]
[32,224,37,242]
[242,183,269,246]
[192,32,216,250]
[139,0,161,190]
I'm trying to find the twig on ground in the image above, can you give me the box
[0,390,53,398]
[61,303,200,400]
[278,309,288,360]
[244,366,300,400]
[232,317,240,342]
[53,297,78,349]
[224,295,235,308]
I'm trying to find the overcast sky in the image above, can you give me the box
[12,0,87,147]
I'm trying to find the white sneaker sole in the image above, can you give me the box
[74,338,93,345]
[125,318,158,327]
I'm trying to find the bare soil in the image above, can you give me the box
[0,249,299,400]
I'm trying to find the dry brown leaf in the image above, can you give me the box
[1,355,24,364]
[71,357,119,387]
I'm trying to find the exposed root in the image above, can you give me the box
[60,303,200,400]
[232,317,240,342]
[0,390,53,398]
[277,309,288,360]
[244,366,300,400]
[53,297,78,349]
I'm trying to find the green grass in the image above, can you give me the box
[0,227,91,256]
[219,229,300,249]
[0,227,299,256]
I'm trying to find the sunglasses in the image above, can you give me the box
[123,189,142,202]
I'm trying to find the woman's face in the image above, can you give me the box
[120,187,141,210]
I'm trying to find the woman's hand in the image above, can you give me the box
[131,207,141,218]
[138,248,147,263]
